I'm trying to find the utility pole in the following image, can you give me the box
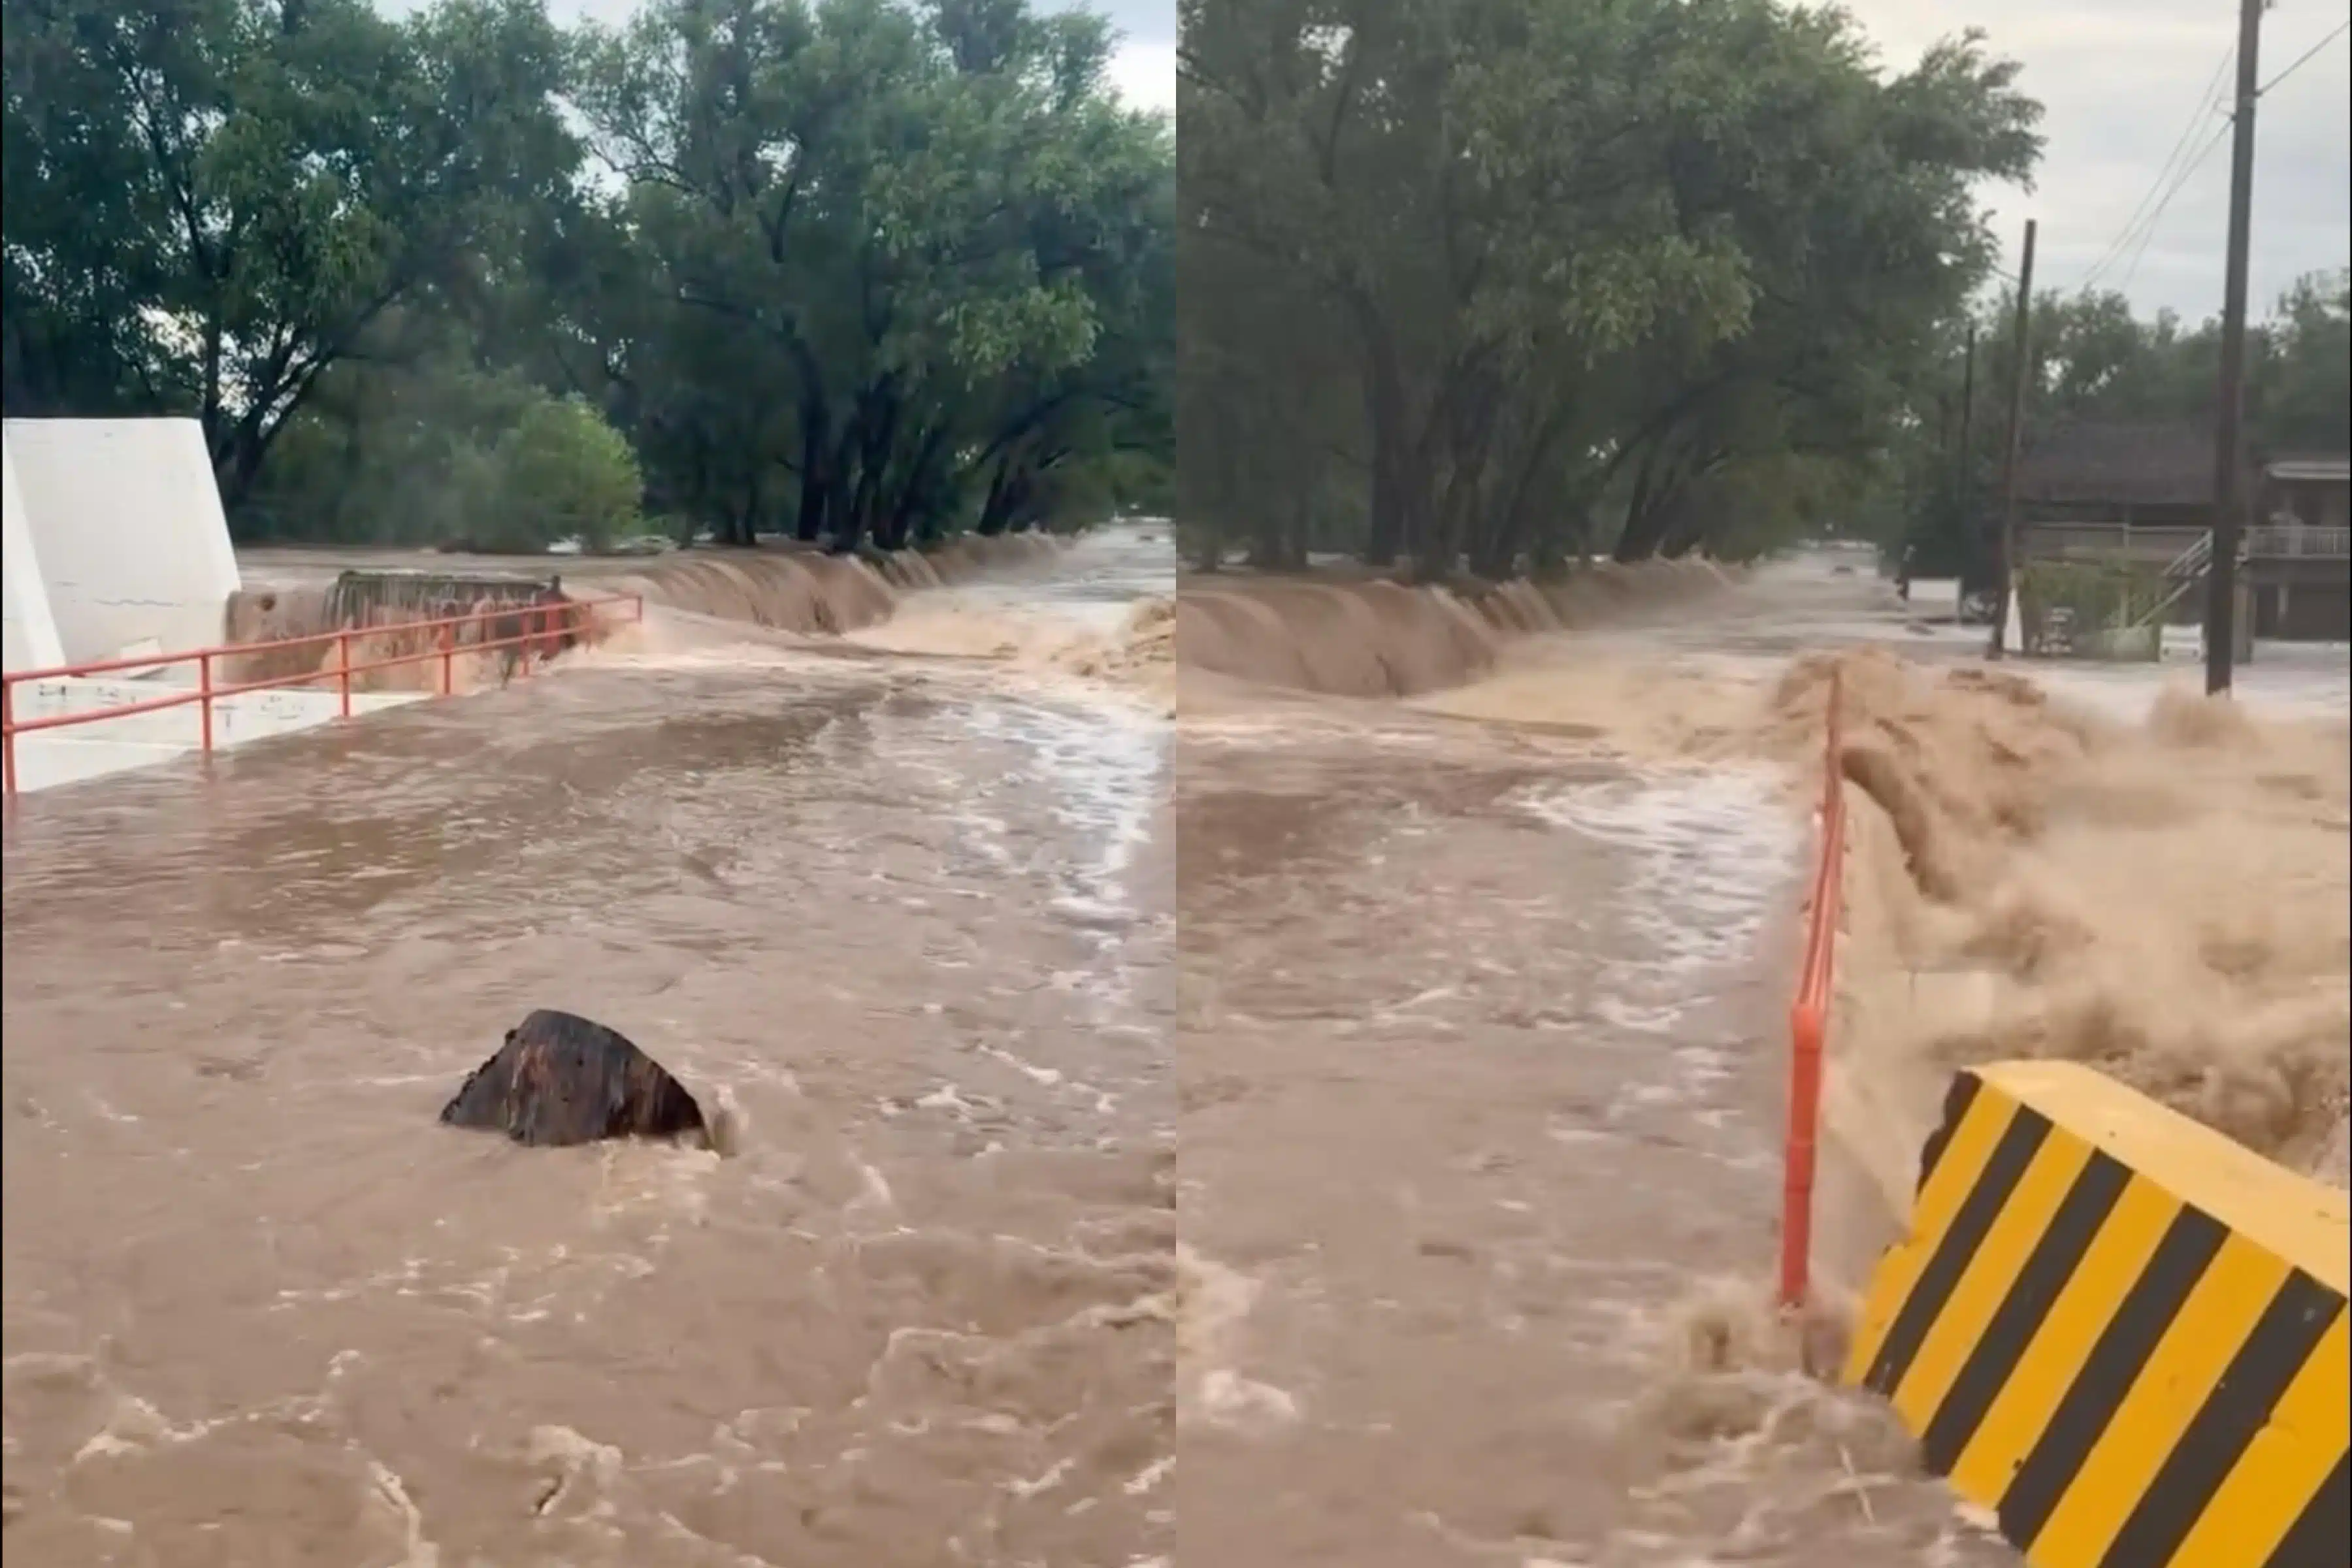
[1990,220,2036,659]
[1956,323,1977,504]
[2206,0,2265,695]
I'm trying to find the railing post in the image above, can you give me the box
[1781,1001,1825,1309]
[199,652,216,755]
[2,678,16,801]
[440,623,454,696]
[1781,667,1844,1313]
[337,630,352,718]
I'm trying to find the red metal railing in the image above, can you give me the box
[1780,666,1846,1309]
[1,593,642,799]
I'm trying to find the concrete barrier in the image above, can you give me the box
[7,677,421,795]
[1,417,242,668]
[1844,1058,2347,1568]
[2,436,67,672]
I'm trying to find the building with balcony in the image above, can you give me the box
[2251,455,2349,641]
[2014,419,2347,644]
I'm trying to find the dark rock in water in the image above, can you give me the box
[440,1010,707,1148]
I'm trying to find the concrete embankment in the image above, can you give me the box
[592,532,1064,634]
[223,533,1066,692]
[1175,557,1739,698]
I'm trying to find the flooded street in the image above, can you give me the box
[1173,555,2349,1567]
[8,531,2344,1567]
[2,531,1177,1566]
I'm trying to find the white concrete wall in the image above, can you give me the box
[3,438,67,672]
[7,677,420,795]
[1906,577,1964,623]
[1,417,242,668]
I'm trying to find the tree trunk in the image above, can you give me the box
[794,399,831,542]
[1359,314,1411,568]
[977,451,1019,536]
[1613,436,1673,563]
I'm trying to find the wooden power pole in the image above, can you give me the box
[1956,323,1977,508]
[1990,220,2036,659]
[2206,0,2265,695]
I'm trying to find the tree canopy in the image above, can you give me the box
[1177,0,2044,576]
[2,0,1173,551]
[1871,267,2352,581]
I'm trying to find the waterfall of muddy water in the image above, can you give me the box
[2,528,1175,1565]
[1177,549,2347,1567]
[223,532,1073,694]
[841,527,1178,711]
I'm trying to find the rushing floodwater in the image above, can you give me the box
[2,529,1175,1567]
[10,533,2342,1567]
[1177,557,2336,1568]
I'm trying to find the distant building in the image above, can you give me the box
[2251,455,2349,642]
[2014,418,2221,568]
[2011,419,2347,644]
[2261,455,2350,532]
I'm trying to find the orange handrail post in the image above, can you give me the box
[199,652,216,756]
[336,630,353,718]
[1781,1002,1826,1307]
[2,679,16,800]
[439,623,454,696]
[1779,668,1845,1311]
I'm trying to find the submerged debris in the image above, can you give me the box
[440,1009,708,1148]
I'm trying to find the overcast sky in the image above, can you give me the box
[1846,2,2351,323]
[507,1,1177,111]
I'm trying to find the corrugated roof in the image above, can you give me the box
[2266,456,2351,483]
[2016,419,2217,508]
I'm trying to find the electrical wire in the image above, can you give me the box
[2074,42,2236,295]
[2112,120,2236,297]
[2104,13,2349,298]
[2260,17,2351,97]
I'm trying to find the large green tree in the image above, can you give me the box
[566,0,1169,549]
[1178,0,2042,576]
[3,0,579,509]
[2,0,1173,551]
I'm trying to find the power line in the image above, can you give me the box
[2074,42,2235,295]
[2079,13,2345,301]
[2065,13,2345,297]
[2113,120,2236,297]
[2259,17,2350,96]
[2108,13,2348,298]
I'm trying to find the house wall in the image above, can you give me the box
[2261,475,2346,527]
[2257,583,2351,642]
[2023,517,2205,568]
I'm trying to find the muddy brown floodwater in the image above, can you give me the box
[1175,690,2006,1568]
[3,532,1177,1566]
[1174,551,2345,1568]
[10,536,2343,1568]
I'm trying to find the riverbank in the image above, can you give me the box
[218,532,1119,696]
[1176,557,1738,699]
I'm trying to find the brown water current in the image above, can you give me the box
[4,531,1175,1566]
[1174,549,2348,1567]
[10,533,2344,1567]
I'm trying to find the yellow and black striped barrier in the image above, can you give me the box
[1844,1058,2348,1568]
